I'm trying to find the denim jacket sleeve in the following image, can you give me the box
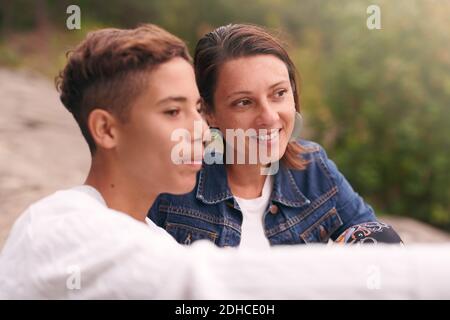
[318,146,378,240]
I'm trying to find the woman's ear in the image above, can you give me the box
[87,109,119,150]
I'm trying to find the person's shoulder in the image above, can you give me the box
[288,139,340,180]
[0,187,179,299]
[291,139,343,186]
[3,187,106,243]
[8,186,146,247]
[3,186,168,262]
[294,139,329,161]
[296,138,322,150]
[4,187,95,236]
[30,186,103,213]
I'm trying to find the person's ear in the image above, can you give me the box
[87,109,119,150]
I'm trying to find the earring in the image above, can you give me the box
[290,112,303,142]
[205,127,224,154]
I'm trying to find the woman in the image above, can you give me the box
[149,24,401,248]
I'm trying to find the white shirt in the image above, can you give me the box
[235,176,272,250]
[75,185,174,241]
[1,185,450,299]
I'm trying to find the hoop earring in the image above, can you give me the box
[289,112,303,142]
[205,127,224,154]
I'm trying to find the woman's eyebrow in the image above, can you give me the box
[268,80,289,89]
[226,80,290,99]
[226,90,252,99]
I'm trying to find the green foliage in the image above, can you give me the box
[1,0,449,229]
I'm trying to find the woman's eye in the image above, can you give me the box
[274,89,288,98]
[165,109,180,117]
[234,99,252,107]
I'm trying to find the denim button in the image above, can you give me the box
[269,204,278,214]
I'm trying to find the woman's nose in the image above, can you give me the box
[256,100,279,127]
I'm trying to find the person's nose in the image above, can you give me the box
[190,110,210,143]
[255,99,279,128]
[187,111,209,162]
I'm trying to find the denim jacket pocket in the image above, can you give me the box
[300,207,343,243]
[165,222,218,245]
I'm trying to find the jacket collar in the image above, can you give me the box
[196,161,310,207]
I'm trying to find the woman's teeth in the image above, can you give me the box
[252,130,280,141]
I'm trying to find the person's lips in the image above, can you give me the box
[249,128,281,143]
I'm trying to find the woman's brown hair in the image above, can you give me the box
[194,23,308,170]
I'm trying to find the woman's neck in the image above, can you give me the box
[226,163,267,199]
[85,155,156,223]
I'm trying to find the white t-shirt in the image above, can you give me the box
[234,176,272,250]
[1,185,450,299]
[0,185,185,299]
[75,185,172,240]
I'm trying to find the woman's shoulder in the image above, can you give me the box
[281,140,343,204]
[295,139,330,161]
[289,139,340,183]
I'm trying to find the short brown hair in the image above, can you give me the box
[56,24,191,154]
[194,23,309,169]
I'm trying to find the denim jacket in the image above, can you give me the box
[148,140,378,246]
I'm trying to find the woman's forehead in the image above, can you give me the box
[217,55,290,92]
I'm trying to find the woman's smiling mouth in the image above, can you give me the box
[249,128,281,143]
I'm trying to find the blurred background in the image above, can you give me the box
[1,0,449,246]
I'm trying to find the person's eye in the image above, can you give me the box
[164,109,180,117]
[274,89,288,99]
[233,99,252,108]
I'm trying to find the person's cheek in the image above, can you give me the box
[285,109,295,133]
